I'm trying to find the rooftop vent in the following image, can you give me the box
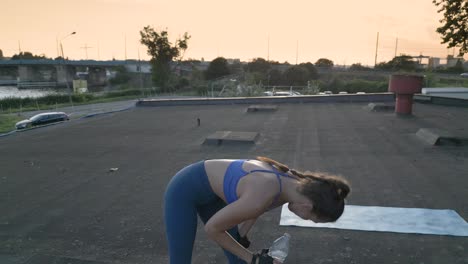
[416,128,468,146]
[367,103,395,112]
[388,74,423,115]
[204,131,259,145]
[247,105,278,112]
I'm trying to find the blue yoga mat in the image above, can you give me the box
[280,204,468,236]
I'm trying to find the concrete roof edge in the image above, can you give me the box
[136,93,394,107]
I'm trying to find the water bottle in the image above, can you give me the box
[268,233,290,263]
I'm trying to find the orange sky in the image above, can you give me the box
[1,0,465,65]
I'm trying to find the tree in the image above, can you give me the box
[283,65,309,86]
[140,26,190,91]
[267,68,283,85]
[11,52,48,60]
[315,58,334,68]
[348,63,371,71]
[244,58,272,84]
[246,58,271,75]
[228,60,243,75]
[0,49,3,60]
[375,55,418,71]
[433,0,468,55]
[299,62,319,80]
[204,57,230,80]
[109,66,131,85]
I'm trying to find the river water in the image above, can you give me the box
[0,86,65,99]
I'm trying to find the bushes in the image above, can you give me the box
[343,79,388,93]
[0,94,78,110]
[0,88,154,111]
[104,89,142,98]
[318,78,388,94]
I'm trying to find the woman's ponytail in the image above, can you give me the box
[256,156,290,173]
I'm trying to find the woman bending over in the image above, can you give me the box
[164,157,350,263]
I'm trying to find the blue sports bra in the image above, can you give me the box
[223,159,295,205]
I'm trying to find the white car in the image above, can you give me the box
[264,91,301,96]
[274,91,301,96]
[460,73,468,78]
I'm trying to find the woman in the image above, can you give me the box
[164,157,350,264]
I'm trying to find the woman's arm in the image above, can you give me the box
[204,191,270,263]
[238,218,257,237]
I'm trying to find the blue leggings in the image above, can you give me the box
[164,160,247,264]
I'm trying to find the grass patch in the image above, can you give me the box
[0,114,23,133]
[0,88,158,114]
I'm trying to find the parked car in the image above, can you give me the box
[271,91,302,96]
[460,73,468,78]
[15,112,69,130]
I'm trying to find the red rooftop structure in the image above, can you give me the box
[388,74,424,115]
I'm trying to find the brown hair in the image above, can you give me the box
[256,156,350,222]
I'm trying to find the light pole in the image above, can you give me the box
[59,32,76,106]
[60,32,76,59]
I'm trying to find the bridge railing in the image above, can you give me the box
[17,81,58,89]
[0,80,17,85]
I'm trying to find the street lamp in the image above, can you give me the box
[59,31,76,105]
[60,31,76,59]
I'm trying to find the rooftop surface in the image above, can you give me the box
[1,99,467,264]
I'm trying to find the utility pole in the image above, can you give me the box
[267,35,270,61]
[138,47,143,90]
[97,41,101,60]
[56,37,60,58]
[80,44,92,59]
[394,37,398,58]
[124,35,127,60]
[374,32,379,67]
[295,40,299,65]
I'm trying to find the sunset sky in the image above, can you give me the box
[1,0,465,66]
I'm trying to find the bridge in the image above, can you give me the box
[0,59,150,88]
[0,59,133,67]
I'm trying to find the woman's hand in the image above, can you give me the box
[251,249,282,264]
[238,233,251,248]
[251,253,273,264]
